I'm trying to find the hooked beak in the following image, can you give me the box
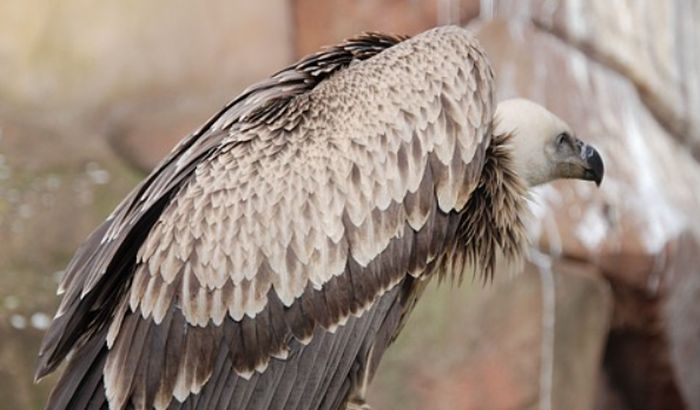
[580,143,604,186]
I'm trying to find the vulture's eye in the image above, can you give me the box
[556,133,573,151]
[556,133,568,145]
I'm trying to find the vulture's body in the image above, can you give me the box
[36,26,603,410]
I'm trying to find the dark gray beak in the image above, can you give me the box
[581,144,604,186]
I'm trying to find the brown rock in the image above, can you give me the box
[490,0,700,154]
[665,232,700,407]
[551,261,613,410]
[368,261,612,409]
[474,14,700,410]
[486,0,700,152]
[292,0,480,56]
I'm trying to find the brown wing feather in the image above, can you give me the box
[39,26,514,410]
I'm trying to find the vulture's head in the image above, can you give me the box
[495,98,604,187]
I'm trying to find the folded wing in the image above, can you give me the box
[38,26,496,410]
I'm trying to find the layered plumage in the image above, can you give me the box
[37,26,533,410]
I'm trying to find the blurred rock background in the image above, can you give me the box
[1,0,699,409]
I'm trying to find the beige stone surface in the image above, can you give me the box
[664,232,700,407]
[485,0,700,151]
[478,15,700,295]
[473,9,700,409]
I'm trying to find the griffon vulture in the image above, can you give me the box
[35,26,604,410]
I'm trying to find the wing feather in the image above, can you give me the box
[40,26,501,410]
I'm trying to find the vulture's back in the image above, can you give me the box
[36,26,526,410]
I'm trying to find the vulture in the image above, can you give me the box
[35,26,604,410]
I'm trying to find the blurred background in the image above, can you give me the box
[1,0,699,409]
